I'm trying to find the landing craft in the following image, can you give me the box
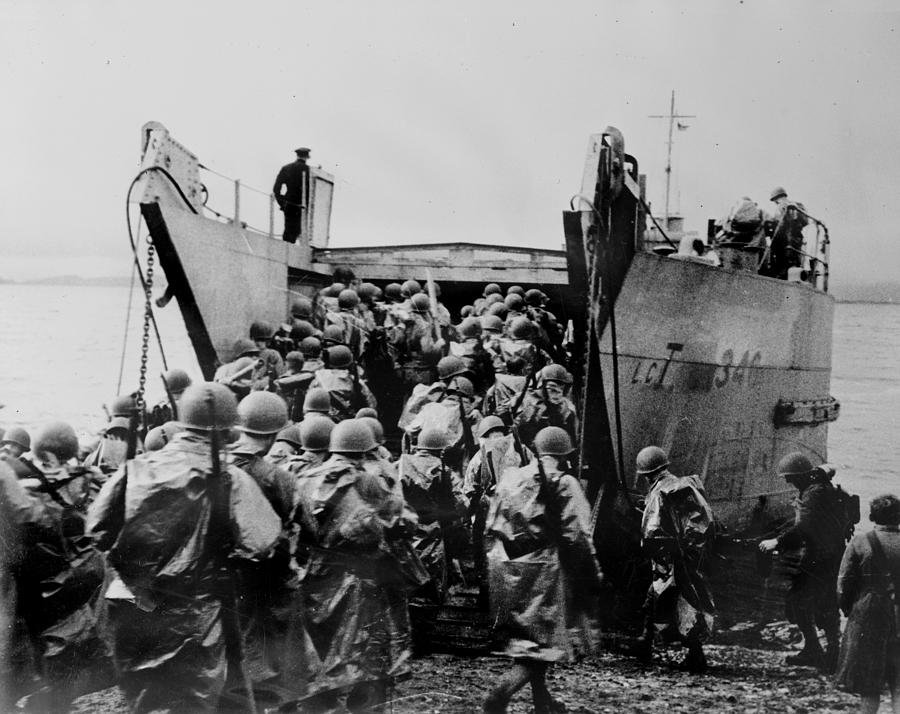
[131,121,839,625]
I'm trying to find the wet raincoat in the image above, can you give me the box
[398,452,467,603]
[87,432,281,713]
[513,387,579,452]
[294,453,422,694]
[641,470,715,644]
[485,459,600,662]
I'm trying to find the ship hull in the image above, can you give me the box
[598,252,835,531]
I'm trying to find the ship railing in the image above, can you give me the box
[796,214,830,292]
[197,163,279,240]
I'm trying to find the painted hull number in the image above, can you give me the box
[715,350,762,388]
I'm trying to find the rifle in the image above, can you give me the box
[160,373,178,421]
[457,395,475,459]
[534,454,562,545]
[206,398,258,714]
[349,359,365,413]
[424,268,446,354]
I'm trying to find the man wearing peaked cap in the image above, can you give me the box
[273,147,312,244]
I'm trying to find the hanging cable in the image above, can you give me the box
[116,230,139,393]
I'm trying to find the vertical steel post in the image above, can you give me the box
[269,194,275,239]
[234,179,241,225]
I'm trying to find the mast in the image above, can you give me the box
[648,90,695,230]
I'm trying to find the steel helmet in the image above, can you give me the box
[303,388,332,414]
[338,289,360,310]
[509,316,533,340]
[249,320,275,341]
[145,421,181,451]
[326,282,346,297]
[401,279,422,297]
[291,296,313,319]
[437,355,468,380]
[476,415,506,439]
[329,419,376,454]
[411,293,431,313]
[359,416,385,445]
[384,283,403,301]
[507,285,525,296]
[299,336,322,357]
[33,422,79,462]
[179,383,240,431]
[418,428,449,451]
[487,302,508,319]
[776,452,814,478]
[483,283,501,297]
[534,427,574,456]
[322,324,345,345]
[290,320,316,343]
[524,288,543,307]
[232,338,260,359]
[355,407,379,419]
[769,186,788,202]
[481,315,503,333]
[357,282,378,302]
[459,316,482,339]
[1,426,31,451]
[237,392,289,435]
[504,293,524,311]
[485,293,504,307]
[110,394,137,417]
[300,416,334,451]
[327,345,354,369]
[446,376,475,398]
[275,424,304,449]
[431,281,442,298]
[285,351,304,368]
[635,446,670,476]
[162,368,192,395]
[540,364,573,385]
[460,305,474,318]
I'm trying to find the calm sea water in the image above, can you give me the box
[0,285,896,520]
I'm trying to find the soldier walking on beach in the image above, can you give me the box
[759,452,847,671]
[638,445,715,673]
[483,427,600,714]
[87,384,281,713]
[273,147,311,244]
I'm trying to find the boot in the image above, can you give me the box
[785,647,825,668]
[684,643,708,674]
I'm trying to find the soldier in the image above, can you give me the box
[514,363,579,452]
[275,350,311,422]
[266,424,304,466]
[214,338,268,398]
[398,428,467,620]
[0,426,33,477]
[767,186,810,279]
[473,283,502,316]
[250,320,285,378]
[759,452,846,670]
[294,420,420,711]
[325,288,370,361]
[500,317,547,376]
[148,368,192,427]
[483,427,600,714]
[84,395,136,473]
[503,292,526,329]
[310,345,378,421]
[17,422,106,713]
[638,446,715,673]
[228,392,307,689]
[87,383,281,713]
[480,314,507,374]
[143,420,182,452]
[298,335,325,373]
[290,295,317,328]
[449,316,495,395]
[391,293,445,394]
[281,416,334,477]
[360,415,392,462]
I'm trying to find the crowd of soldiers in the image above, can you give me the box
[0,277,858,713]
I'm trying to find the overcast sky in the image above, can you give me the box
[2,1,897,284]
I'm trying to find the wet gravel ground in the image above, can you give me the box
[70,641,860,713]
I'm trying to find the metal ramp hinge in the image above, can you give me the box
[773,396,841,427]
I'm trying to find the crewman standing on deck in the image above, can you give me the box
[273,147,311,244]
[767,186,809,279]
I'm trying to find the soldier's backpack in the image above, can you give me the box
[833,483,861,541]
[405,401,464,452]
[311,369,359,421]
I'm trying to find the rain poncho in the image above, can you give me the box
[398,452,467,603]
[485,459,600,662]
[513,387,579,452]
[87,432,281,713]
[294,454,422,694]
[309,368,378,421]
[641,471,715,643]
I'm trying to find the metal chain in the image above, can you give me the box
[136,238,156,418]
